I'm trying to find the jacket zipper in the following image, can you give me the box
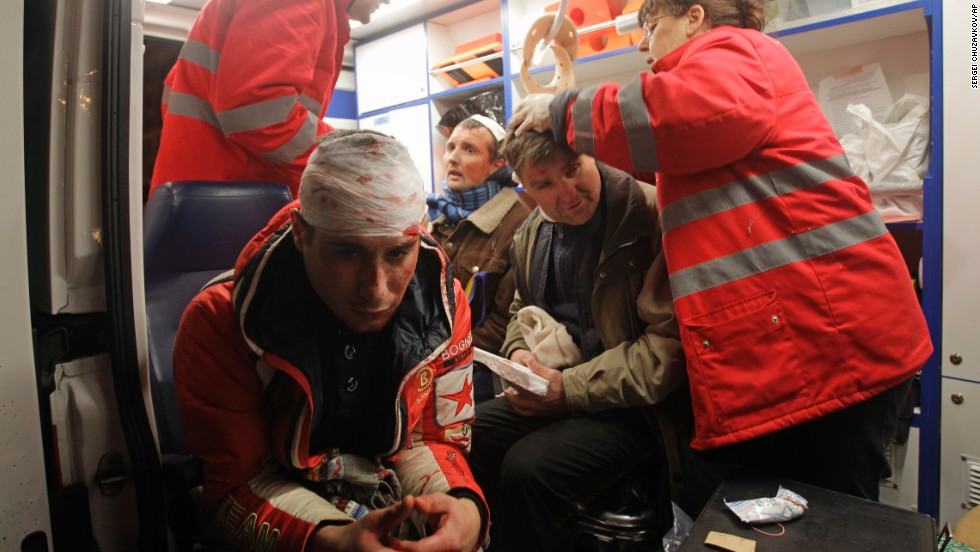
[386,240,456,457]
[446,451,465,476]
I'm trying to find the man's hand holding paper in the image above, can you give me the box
[472,347,549,396]
[500,350,568,416]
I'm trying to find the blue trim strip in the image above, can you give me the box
[768,1,923,38]
[358,97,431,119]
[429,77,505,100]
[501,0,512,122]
[916,0,942,520]
[325,89,358,119]
[885,221,924,231]
[943,375,980,386]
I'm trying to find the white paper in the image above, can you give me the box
[472,347,549,396]
[817,63,893,137]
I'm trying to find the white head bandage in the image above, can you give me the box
[299,131,426,237]
[467,114,506,142]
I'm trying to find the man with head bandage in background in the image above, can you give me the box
[173,130,488,551]
[426,115,531,401]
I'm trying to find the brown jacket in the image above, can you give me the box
[429,187,530,354]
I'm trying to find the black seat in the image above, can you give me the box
[572,457,672,551]
[143,181,292,455]
[143,181,291,550]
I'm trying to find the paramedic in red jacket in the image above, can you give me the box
[173,130,487,551]
[149,0,385,198]
[509,0,933,501]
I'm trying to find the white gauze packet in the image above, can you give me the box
[472,347,549,396]
[724,486,808,524]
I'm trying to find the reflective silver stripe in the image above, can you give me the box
[216,94,298,134]
[299,94,323,116]
[165,90,314,163]
[661,154,854,234]
[669,210,888,299]
[162,84,172,105]
[166,91,219,128]
[618,78,659,172]
[571,85,599,157]
[179,39,220,73]
[263,110,319,163]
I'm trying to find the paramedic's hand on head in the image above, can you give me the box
[309,496,416,551]
[505,349,567,416]
[510,94,555,135]
[391,493,482,552]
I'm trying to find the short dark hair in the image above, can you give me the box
[638,0,767,32]
[500,128,576,180]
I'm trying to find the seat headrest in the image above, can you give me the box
[143,180,292,454]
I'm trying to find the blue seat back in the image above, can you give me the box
[143,181,292,454]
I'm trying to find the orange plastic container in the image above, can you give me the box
[431,33,504,87]
[545,0,631,56]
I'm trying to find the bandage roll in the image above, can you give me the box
[300,131,426,237]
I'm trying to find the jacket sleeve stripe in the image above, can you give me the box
[299,94,324,116]
[660,154,854,233]
[551,89,577,149]
[618,79,660,173]
[247,463,347,524]
[167,91,220,128]
[571,85,598,157]
[178,38,221,73]
[263,110,320,163]
[163,89,319,163]
[162,84,172,106]
[216,94,300,134]
[669,210,888,299]
[394,445,452,496]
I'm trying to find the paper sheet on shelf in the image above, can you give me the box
[817,63,893,137]
[472,347,549,396]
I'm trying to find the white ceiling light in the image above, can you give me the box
[145,0,174,4]
[350,0,421,28]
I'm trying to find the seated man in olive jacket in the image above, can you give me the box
[469,129,705,550]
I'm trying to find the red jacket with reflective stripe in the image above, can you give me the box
[150,0,348,198]
[173,202,488,550]
[553,26,932,450]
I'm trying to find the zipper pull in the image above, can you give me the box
[446,451,465,475]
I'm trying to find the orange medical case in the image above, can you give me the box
[545,0,631,57]
[431,33,504,88]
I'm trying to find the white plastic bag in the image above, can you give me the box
[662,502,694,552]
[839,93,930,221]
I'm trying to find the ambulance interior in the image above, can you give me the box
[5,0,980,550]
